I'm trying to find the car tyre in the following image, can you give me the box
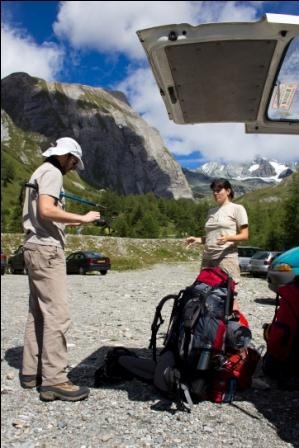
[100,270,107,276]
[78,267,86,275]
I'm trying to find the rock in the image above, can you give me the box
[6,372,15,380]
[1,72,193,200]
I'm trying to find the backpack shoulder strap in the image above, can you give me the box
[149,293,182,362]
[224,276,235,322]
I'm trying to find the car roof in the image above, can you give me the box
[238,246,262,249]
[137,13,299,134]
[252,250,281,257]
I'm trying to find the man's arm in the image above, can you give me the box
[38,195,100,224]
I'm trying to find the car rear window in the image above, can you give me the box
[252,251,269,259]
[238,247,260,257]
[85,252,103,258]
[238,248,250,257]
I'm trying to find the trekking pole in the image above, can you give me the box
[24,183,107,210]
[24,182,108,226]
[60,192,107,210]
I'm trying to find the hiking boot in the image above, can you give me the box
[39,381,90,402]
[20,374,42,389]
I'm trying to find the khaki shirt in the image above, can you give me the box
[204,202,248,260]
[22,162,66,248]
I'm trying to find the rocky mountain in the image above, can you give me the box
[198,156,297,181]
[1,72,192,199]
[184,156,298,198]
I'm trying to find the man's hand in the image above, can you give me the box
[81,211,101,223]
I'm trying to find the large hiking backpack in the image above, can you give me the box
[149,267,258,408]
[94,267,259,411]
[263,277,299,389]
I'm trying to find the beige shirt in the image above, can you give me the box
[203,202,248,260]
[22,162,66,248]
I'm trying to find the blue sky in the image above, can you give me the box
[1,1,299,168]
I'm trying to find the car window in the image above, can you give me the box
[85,252,102,257]
[238,247,261,257]
[268,37,299,122]
[252,251,269,259]
[238,248,250,257]
[84,252,93,257]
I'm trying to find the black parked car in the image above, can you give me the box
[8,246,27,274]
[66,251,111,275]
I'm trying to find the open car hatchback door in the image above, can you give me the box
[137,14,299,134]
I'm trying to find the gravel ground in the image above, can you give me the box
[1,262,299,448]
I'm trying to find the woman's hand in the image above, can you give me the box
[185,236,202,247]
[217,226,249,245]
[217,234,228,245]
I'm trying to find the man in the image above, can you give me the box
[21,137,100,401]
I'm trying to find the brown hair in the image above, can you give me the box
[210,178,234,199]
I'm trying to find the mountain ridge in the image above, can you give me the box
[184,156,298,197]
[197,156,297,182]
[1,72,193,200]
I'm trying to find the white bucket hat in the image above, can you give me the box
[42,137,84,170]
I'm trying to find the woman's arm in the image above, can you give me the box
[185,236,206,247]
[217,225,249,245]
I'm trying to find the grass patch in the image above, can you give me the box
[1,234,200,271]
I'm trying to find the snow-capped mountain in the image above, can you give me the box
[197,156,297,183]
[183,156,298,198]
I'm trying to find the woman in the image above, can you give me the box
[185,178,249,286]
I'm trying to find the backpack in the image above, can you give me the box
[94,267,259,411]
[149,267,258,409]
[263,277,299,389]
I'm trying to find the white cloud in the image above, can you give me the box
[1,24,64,80]
[117,67,299,164]
[54,1,195,59]
[53,1,260,59]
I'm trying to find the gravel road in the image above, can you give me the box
[1,262,298,448]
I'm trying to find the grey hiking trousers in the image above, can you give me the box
[22,243,70,386]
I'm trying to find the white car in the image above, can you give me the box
[249,250,282,277]
[137,14,299,134]
[238,246,262,272]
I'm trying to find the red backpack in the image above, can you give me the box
[264,280,299,362]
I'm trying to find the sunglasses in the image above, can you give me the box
[68,154,79,166]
